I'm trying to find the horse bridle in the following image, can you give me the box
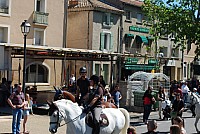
[49,108,82,127]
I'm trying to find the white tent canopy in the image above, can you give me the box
[128,71,170,91]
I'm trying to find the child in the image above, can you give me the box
[23,94,31,134]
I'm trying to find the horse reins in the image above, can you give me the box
[50,109,82,127]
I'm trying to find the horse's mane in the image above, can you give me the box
[54,99,80,110]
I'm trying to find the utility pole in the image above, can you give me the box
[61,0,68,86]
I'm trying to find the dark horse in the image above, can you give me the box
[53,86,117,108]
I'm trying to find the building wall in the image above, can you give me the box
[0,0,64,89]
[67,11,91,49]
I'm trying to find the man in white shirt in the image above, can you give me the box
[181,80,189,104]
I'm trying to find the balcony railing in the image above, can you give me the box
[33,11,49,25]
[0,7,8,14]
[125,47,141,54]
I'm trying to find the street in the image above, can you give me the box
[0,110,199,134]
[132,111,200,134]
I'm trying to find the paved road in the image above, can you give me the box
[131,111,200,134]
[1,107,199,134]
[0,114,66,134]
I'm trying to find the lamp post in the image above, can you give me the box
[20,20,31,94]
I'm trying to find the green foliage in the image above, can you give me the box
[142,0,200,55]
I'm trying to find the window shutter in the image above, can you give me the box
[110,15,114,25]
[109,33,113,51]
[100,33,105,50]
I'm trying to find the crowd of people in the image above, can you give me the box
[137,78,200,134]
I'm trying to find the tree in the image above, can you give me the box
[142,0,200,57]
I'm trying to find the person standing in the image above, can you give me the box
[83,75,104,134]
[181,81,189,104]
[7,85,25,134]
[111,84,122,108]
[76,67,90,106]
[69,74,76,93]
[23,94,31,134]
[99,75,106,88]
[142,86,156,124]
[157,86,165,119]
[171,93,184,124]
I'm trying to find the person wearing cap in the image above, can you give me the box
[190,88,199,117]
[142,86,156,124]
[76,67,90,106]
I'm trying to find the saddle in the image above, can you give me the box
[85,111,109,128]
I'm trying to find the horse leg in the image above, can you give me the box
[195,117,200,133]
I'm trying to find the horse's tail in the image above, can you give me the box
[119,108,130,134]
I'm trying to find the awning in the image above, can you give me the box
[125,33,134,38]
[124,64,159,70]
[136,35,148,44]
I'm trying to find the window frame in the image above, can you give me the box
[34,0,46,12]
[136,13,142,24]
[125,10,131,21]
[26,62,50,85]
[0,24,10,43]
[0,0,11,16]
[33,28,46,46]
[100,31,113,52]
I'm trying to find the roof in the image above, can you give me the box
[2,43,122,61]
[68,0,123,13]
[120,0,143,7]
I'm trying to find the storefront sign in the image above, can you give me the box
[129,26,149,33]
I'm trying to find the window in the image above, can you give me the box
[160,28,168,39]
[171,48,179,57]
[100,32,113,52]
[137,13,142,23]
[102,13,114,26]
[0,26,8,43]
[34,28,45,46]
[35,0,46,12]
[125,11,131,20]
[0,0,10,15]
[26,63,48,83]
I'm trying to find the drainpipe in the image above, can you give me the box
[118,11,123,82]
[62,0,68,86]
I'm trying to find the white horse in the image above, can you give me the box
[48,99,130,134]
[187,91,200,133]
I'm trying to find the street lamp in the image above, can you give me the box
[21,20,31,94]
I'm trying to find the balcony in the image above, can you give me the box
[125,47,141,54]
[0,7,8,14]
[33,11,49,25]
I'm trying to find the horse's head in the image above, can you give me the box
[47,100,64,134]
[54,89,63,101]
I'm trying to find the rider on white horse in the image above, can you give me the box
[83,75,104,134]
